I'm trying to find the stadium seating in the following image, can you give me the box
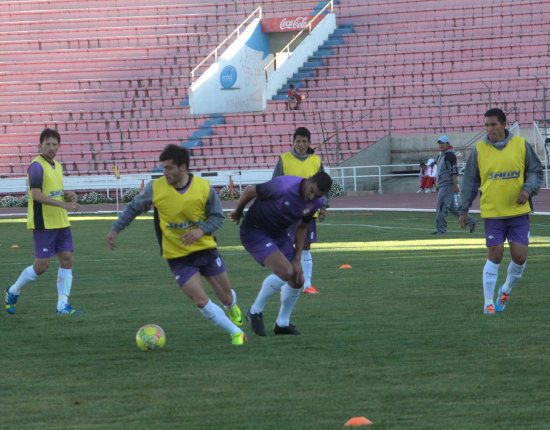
[0,0,548,178]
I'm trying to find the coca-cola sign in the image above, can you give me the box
[279,16,309,30]
[261,16,322,33]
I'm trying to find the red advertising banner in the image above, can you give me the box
[260,16,321,33]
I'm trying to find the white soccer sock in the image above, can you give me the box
[250,274,285,314]
[57,268,73,310]
[199,299,240,336]
[223,289,237,311]
[301,250,313,289]
[483,260,500,304]
[502,261,526,294]
[276,284,301,327]
[9,265,38,295]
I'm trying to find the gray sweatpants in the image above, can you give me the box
[436,185,477,233]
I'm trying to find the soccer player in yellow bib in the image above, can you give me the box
[5,128,82,315]
[272,127,329,294]
[458,108,543,314]
[105,145,246,345]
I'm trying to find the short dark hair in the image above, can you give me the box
[484,108,507,124]
[310,171,332,194]
[293,126,311,142]
[159,144,190,168]
[40,128,60,144]
[289,84,294,89]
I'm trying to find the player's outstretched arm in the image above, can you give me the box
[106,181,153,249]
[105,230,118,251]
[230,185,257,225]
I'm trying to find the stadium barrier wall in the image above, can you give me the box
[189,18,268,115]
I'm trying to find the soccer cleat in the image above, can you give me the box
[231,332,247,346]
[227,304,243,326]
[484,303,495,314]
[303,286,319,294]
[470,220,478,233]
[56,304,82,315]
[245,309,266,336]
[495,285,509,312]
[273,323,301,335]
[5,287,18,315]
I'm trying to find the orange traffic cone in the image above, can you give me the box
[344,417,372,426]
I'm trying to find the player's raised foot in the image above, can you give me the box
[245,309,266,336]
[5,287,18,315]
[227,304,243,326]
[303,286,319,294]
[231,332,247,346]
[273,323,301,335]
[484,303,495,315]
[56,304,82,315]
[495,285,509,312]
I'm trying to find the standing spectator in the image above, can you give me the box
[5,128,82,315]
[230,172,332,336]
[272,127,328,294]
[432,136,477,234]
[425,158,437,193]
[285,84,302,110]
[459,108,543,314]
[104,144,247,345]
[417,159,436,193]
[416,162,428,193]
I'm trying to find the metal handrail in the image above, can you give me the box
[190,6,262,83]
[263,0,333,79]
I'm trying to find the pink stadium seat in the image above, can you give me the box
[0,0,548,177]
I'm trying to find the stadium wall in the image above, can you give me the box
[189,18,268,114]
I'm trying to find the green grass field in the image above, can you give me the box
[1,211,550,429]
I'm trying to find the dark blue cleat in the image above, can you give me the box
[5,287,18,315]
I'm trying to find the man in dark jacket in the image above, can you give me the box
[432,136,477,234]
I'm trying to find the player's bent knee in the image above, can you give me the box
[34,262,49,274]
[512,256,527,265]
[194,298,210,309]
[277,268,295,283]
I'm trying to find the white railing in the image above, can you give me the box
[190,7,262,83]
[325,164,421,194]
[534,120,550,189]
[0,174,154,199]
[263,0,333,80]
[4,160,547,199]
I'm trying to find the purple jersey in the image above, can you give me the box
[242,176,323,237]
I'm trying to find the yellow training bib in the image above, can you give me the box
[152,175,217,259]
[27,156,70,230]
[476,135,529,218]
